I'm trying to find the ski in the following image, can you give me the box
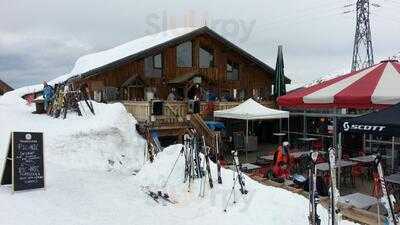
[216,133,222,184]
[202,136,213,189]
[183,134,191,183]
[328,147,341,225]
[232,150,248,195]
[144,190,160,203]
[79,84,95,115]
[374,154,398,225]
[156,191,177,204]
[193,136,203,178]
[309,151,321,225]
[142,187,177,205]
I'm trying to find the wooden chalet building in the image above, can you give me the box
[0,79,13,95]
[70,26,288,143]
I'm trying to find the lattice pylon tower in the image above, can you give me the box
[351,0,374,71]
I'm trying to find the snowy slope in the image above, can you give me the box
[0,93,146,173]
[0,88,357,225]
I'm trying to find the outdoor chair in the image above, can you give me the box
[351,164,368,185]
[372,172,383,198]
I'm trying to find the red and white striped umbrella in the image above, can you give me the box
[277,60,400,109]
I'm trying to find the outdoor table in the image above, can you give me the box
[260,150,312,162]
[273,132,287,147]
[259,155,274,161]
[317,160,357,187]
[386,173,400,200]
[297,137,318,151]
[386,173,400,185]
[316,160,357,171]
[297,137,318,142]
[338,192,378,210]
[291,151,312,158]
[273,133,287,136]
[349,155,377,179]
[349,155,376,163]
[226,163,261,173]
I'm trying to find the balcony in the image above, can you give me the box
[121,100,275,125]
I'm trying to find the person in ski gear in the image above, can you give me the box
[167,88,177,101]
[272,161,290,180]
[43,81,54,112]
[274,141,292,167]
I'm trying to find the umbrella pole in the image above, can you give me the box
[338,132,342,189]
[288,117,290,143]
[246,119,249,162]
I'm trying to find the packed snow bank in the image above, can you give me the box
[0,93,146,173]
[0,143,357,225]
[0,88,357,225]
[136,145,357,225]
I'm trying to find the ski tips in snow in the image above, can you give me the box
[141,186,178,205]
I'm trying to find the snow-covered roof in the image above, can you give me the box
[71,27,200,76]
[70,26,275,79]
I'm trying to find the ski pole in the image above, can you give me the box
[163,147,184,188]
[224,171,238,212]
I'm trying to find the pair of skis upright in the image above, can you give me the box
[232,150,248,195]
[308,148,341,225]
[374,155,398,225]
[309,151,321,225]
[327,148,341,225]
[183,133,215,194]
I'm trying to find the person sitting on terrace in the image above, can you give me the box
[273,141,292,167]
[272,161,290,181]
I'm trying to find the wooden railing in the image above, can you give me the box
[121,100,275,124]
[189,114,216,150]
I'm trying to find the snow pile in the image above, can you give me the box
[135,145,357,225]
[0,93,146,173]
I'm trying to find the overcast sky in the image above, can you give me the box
[1,0,399,88]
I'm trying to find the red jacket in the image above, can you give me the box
[272,165,290,179]
[275,146,292,167]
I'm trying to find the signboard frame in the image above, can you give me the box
[1,131,45,192]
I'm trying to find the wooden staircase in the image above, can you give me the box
[189,113,216,152]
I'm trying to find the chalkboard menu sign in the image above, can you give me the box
[1,132,45,192]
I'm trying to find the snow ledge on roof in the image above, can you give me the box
[70,27,202,76]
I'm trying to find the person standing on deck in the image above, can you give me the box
[42,81,54,112]
[167,88,177,101]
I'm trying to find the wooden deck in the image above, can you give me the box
[122,100,275,124]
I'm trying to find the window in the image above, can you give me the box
[176,41,192,67]
[145,54,162,78]
[153,54,162,69]
[227,61,239,80]
[199,46,214,68]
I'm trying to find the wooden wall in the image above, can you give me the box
[77,33,273,100]
[0,81,13,95]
